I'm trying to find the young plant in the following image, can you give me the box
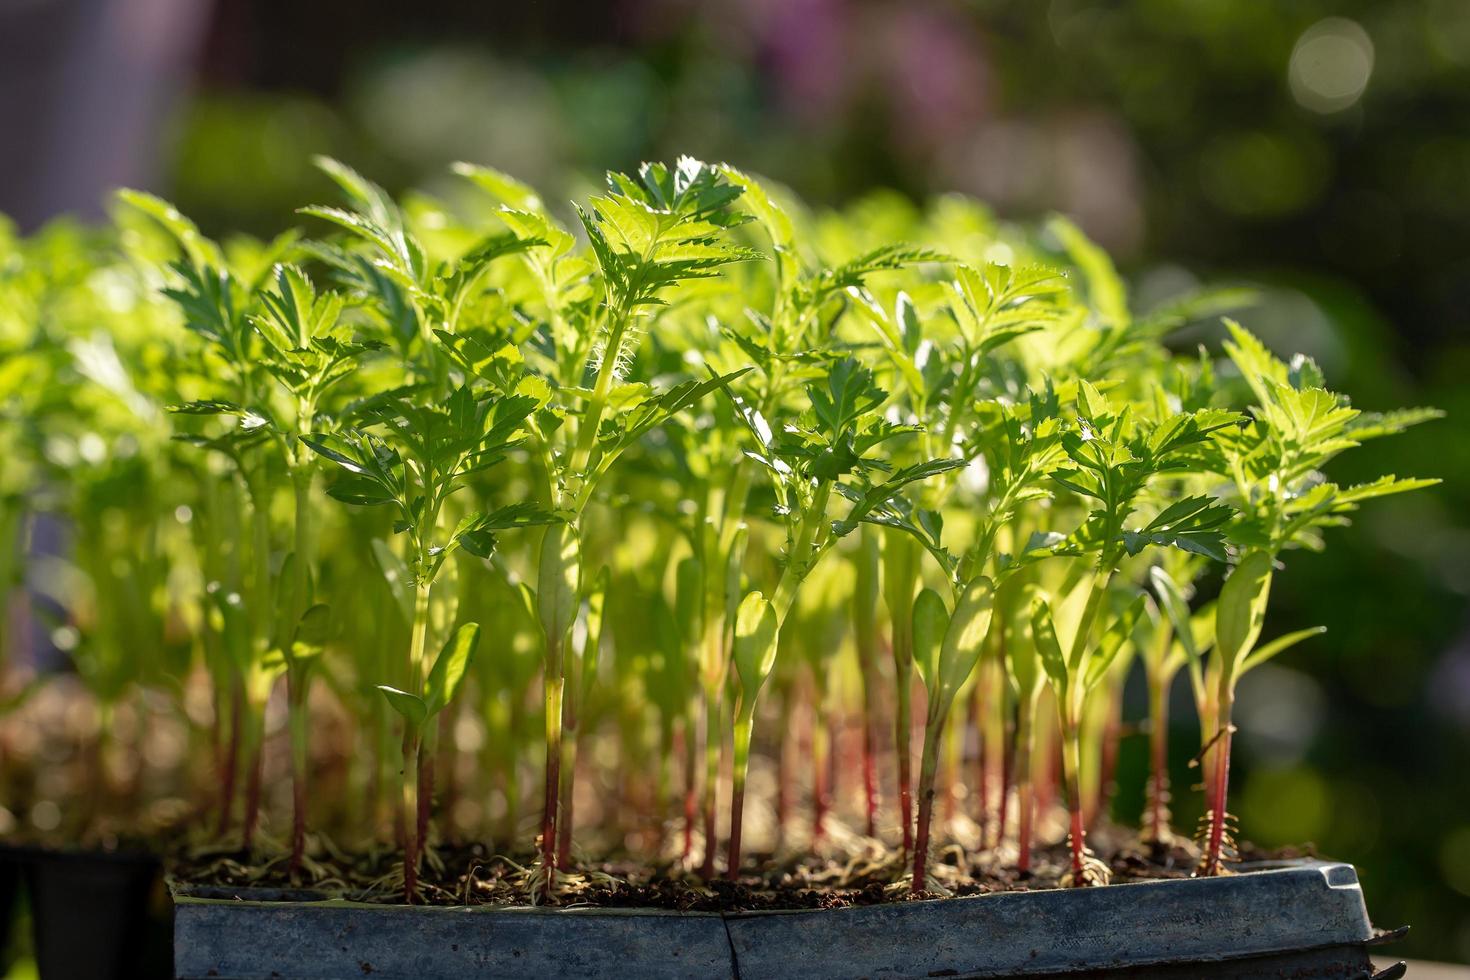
[910,578,994,892]
[722,356,964,876]
[1035,379,1239,884]
[851,526,882,837]
[1192,321,1439,875]
[540,161,754,882]
[1003,581,1046,873]
[305,383,554,898]
[119,192,307,852]
[1140,556,1214,845]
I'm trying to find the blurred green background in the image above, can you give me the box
[3,0,1468,964]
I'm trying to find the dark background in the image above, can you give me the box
[2,0,1467,963]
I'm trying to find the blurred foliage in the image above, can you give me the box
[78,0,1470,962]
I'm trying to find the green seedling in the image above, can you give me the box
[305,382,554,899]
[1191,320,1439,875]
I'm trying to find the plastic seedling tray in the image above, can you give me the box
[172,859,1403,980]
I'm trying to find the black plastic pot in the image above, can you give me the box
[18,844,171,979]
[171,859,1406,980]
[0,848,19,967]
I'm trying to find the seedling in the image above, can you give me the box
[0,154,1437,918]
[1191,321,1439,875]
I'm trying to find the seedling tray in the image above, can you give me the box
[171,858,1402,980]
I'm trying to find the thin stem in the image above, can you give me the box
[1014,692,1036,874]
[556,713,578,871]
[408,581,432,696]
[1144,674,1171,844]
[216,679,242,836]
[681,696,698,863]
[699,680,720,878]
[724,707,754,880]
[911,706,945,894]
[1201,685,1236,876]
[1062,718,1086,882]
[287,671,309,876]
[895,659,914,857]
[540,666,564,884]
[811,685,830,846]
[401,725,421,902]
[240,701,264,852]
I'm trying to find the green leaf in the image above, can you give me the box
[453,161,546,212]
[578,566,610,705]
[324,475,396,507]
[1049,215,1127,327]
[807,357,885,436]
[912,587,950,692]
[935,576,994,706]
[370,539,414,625]
[377,685,427,729]
[537,523,580,647]
[116,189,222,268]
[424,622,482,717]
[1085,592,1145,689]
[1148,565,1197,662]
[1123,495,1234,562]
[293,603,332,650]
[1333,475,1441,506]
[1030,596,1068,694]
[454,503,562,563]
[1216,550,1274,681]
[732,591,780,709]
[1241,625,1325,674]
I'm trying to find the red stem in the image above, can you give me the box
[557,768,575,871]
[418,754,434,873]
[541,743,561,883]
[896,674,913,857]
[1069,801,1086,878]
[912,787,933,894]
[1202,699,1235,876]
[725,781,746,881]
[290,767,306,876]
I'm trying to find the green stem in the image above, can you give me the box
[541,639,565,884]
[408,580,432,698]
[566,305,632,507]
[699,679,721,878]
[1014,691,1036,873]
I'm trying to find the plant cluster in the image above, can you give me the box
[0,156,1438,901]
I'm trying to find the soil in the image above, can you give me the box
[166,830,1314,911]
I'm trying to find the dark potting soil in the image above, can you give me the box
[167,830,1315,911]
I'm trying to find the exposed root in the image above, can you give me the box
[1059,850,1111,887]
